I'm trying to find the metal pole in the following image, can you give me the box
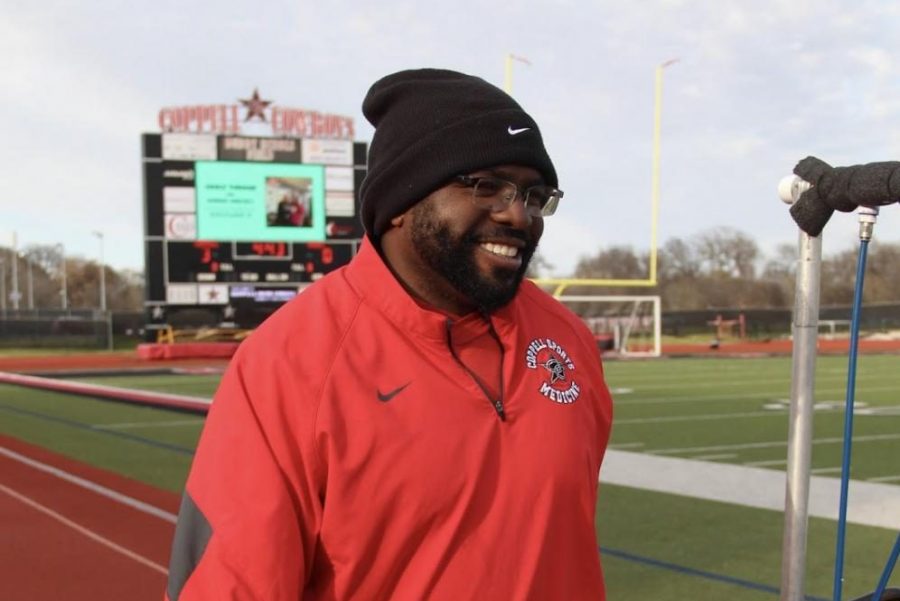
[780,229,822,601]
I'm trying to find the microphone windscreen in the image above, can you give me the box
[843,162,900,207]
[789,188,833,237]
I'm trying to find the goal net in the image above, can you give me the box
[556,295,661,358]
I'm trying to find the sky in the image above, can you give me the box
[3,0,900,277]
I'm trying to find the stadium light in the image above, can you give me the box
[56,243,68,310]
[0,256,5,315]
[92,231,106,312]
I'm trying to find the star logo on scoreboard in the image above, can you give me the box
[239,88,273,123]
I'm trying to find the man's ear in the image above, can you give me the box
[390,213,405,227]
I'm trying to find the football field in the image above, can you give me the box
[1,354,898,599]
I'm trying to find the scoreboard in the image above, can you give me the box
[142,132,367,331]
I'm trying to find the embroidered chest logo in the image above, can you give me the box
[525,338,581,404]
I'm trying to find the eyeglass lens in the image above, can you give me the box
[472,177,560,217]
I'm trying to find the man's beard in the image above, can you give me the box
[409,202,536,313]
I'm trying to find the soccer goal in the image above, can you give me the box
[556,295,662,358]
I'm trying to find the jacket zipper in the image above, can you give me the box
[445,317,506,421]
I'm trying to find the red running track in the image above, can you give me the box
[0,434,179,601]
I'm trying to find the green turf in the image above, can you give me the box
[1,356,898,597]
[75,373,222,397]
[598,484,898,600]
[0,383,201,491]
[603,355,900,481]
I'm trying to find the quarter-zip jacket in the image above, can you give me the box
[167,238,613,601]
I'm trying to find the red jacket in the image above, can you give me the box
[167,239,613,600]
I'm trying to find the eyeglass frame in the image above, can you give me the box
[452,174,563,217]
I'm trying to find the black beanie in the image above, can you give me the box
[359,68,558,239]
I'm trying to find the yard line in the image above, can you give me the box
[0,446,177,523]
[615,411,780,425]
[616,384,900,405]
[601,450,900,530]
[93,419,203,430]
[689,453,737,461]
[868,475,900,483]
[0,483,168,575]
[810,466,843,475]
[607,372,890,392]
[648,432,900,455]
[609,442,645,450]
[744,459,788,467]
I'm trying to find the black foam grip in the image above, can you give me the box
[789,156,900,235]
[789,187,833,237]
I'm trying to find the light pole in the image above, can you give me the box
[0,256,6,316]
[649,58,678,286]
[56,244,68,310]
[26,251,34,310]
[92,231,106,311]
[10,233,20,311]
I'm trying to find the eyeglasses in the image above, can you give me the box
[454,175,563,217]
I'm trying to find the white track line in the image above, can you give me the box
[0,483,168,575]
[0,446,177,523]
[869,475,900,483]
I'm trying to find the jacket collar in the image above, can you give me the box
[345,238,518,343]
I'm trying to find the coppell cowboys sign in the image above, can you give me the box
[158,88,355,140]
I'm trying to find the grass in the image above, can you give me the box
[1,355,898,598]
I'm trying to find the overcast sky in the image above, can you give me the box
[4,0,900,276]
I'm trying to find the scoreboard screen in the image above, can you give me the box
[142,132,367,330]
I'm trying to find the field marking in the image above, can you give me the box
[615,410,780,425]
[689,453,737,461]
[605,372,895,392]
[602,450,900,530]
[615,384,900,405]
[93,418,203,430]
[0,446,177,523]
[609,442,645,450]
[0,483,168,575]
[810,466,843,475]
[744,459,787,467]
[0,404,195,456]
[869,475,900,483]
[647,432,900,455]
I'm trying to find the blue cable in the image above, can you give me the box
[832,237,870,601]
[871,533,900,601]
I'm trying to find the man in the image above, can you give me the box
[166,68,613,601]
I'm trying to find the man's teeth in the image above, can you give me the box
[481,243,519,258]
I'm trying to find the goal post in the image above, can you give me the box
[556,295,662,358]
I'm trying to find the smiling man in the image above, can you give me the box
[166,69,613,601]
